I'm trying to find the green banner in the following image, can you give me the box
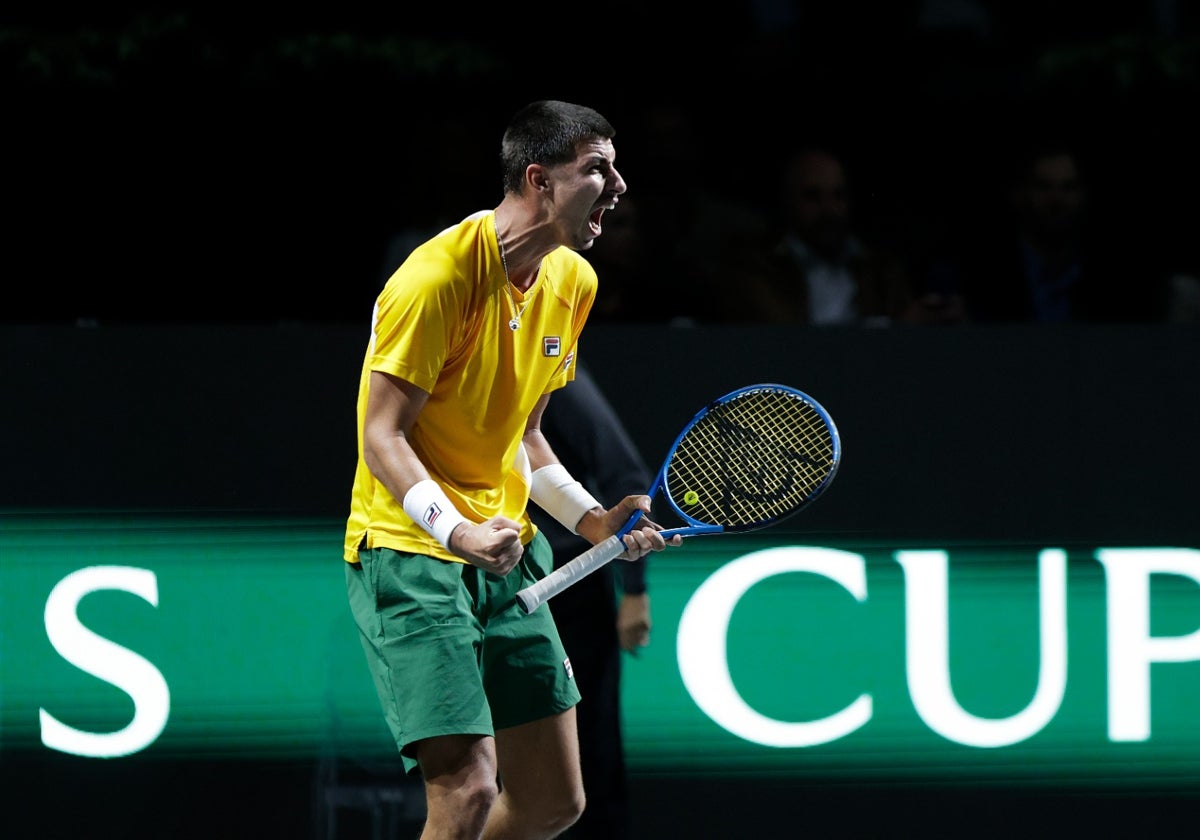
[4,512,1198,791]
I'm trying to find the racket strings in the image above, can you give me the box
[667,388,836,527]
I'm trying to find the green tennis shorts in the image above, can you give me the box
[346,531,581,775]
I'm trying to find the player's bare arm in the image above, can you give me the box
[524,393,679,561]
[363,370,524,574]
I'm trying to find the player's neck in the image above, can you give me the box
[495,203,550,291]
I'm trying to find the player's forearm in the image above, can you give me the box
[363,428,432,506]
[520,427,558,473]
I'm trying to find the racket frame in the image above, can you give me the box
[516,383,840,614]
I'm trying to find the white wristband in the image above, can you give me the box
[403,479,470,551]
[530,464,601,534]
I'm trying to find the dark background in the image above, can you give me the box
[5,4,1200,838]
[4,323,1200,838]
[5,322,1200,549]
[5,2,1199,326]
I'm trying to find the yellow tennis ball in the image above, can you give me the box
[683,490,700,505]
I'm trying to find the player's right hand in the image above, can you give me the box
[451,516,524,575]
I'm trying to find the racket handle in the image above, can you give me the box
[516,534,625,614]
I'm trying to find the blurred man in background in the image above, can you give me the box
[528,363,653,840]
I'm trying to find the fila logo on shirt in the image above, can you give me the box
[543,336,561,357]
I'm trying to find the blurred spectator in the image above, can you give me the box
[624,98,765,326]
[714,146,963,325]
[378,111,494,288]
[1167,272,1200,324]
[581,195,668,324]
[933,142,1170,323]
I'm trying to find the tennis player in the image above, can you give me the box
[342,100,680,839]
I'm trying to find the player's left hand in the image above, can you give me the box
[578,495,681,561]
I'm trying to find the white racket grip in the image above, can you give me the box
[516,534,625,614]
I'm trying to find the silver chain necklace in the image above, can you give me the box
[496,228,530,331]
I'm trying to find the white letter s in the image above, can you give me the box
[40,566,170,758]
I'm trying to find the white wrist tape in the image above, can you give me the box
[403,479,470,550]
[530,464,601,534]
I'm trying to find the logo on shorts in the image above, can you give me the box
[543,336,561,356]
[563,656,574,680]
[562,350,574,372]
[423,502,443,529]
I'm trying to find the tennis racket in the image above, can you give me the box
[517,383,841,613]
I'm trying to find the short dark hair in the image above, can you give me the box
[500,100,616,194]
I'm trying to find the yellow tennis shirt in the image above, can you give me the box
[343,210,597,563]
